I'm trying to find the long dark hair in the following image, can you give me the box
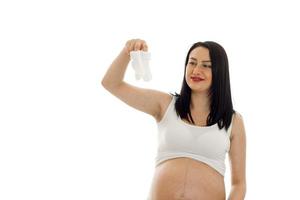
[171,41,235,131]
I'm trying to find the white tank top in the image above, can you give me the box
[155,95,234,176]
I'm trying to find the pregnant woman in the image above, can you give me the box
[101,39,246,200]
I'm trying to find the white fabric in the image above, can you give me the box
[155,95,234,176]
[130,50,151,81]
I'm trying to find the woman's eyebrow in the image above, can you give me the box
[190,57,211,62]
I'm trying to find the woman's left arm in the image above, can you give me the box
[227,112,247,200]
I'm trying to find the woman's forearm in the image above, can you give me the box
[101,48,130,89]
[227,184,246,200]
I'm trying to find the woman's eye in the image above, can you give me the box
[189,62,196,65]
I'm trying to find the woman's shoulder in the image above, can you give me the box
[233,111,243,123]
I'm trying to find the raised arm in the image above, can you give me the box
[101,39,169,121]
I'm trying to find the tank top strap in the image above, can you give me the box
[156,95,176,126]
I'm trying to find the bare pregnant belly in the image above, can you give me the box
[148,157,226,200]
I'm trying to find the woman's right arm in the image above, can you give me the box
[101,39,170,121]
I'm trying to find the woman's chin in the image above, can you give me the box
[190,87,209,93]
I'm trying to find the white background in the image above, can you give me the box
[1,0,300,199]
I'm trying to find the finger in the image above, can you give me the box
[124,39,134,55]
[125,42,132,55]
[134,42,141,51]
[129,41,135,53]
[142,43,148,51]
[139,39,148,51]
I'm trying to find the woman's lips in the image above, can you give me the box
[191,77,204,82]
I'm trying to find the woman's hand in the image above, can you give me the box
[122,39,148,56]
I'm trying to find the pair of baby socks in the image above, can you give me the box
[130,50,152,81]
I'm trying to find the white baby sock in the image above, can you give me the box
[130,50,152,81]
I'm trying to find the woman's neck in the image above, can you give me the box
[190,91,210,113]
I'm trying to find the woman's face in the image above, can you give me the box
[185,46,212,93]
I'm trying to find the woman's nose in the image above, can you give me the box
[194,64,204,71]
